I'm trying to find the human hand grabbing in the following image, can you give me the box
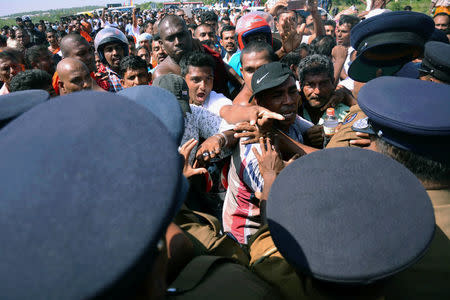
[179,138,207,178]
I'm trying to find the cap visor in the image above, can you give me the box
[349,54,404,82]
[250,74,291,102]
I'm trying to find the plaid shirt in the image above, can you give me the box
[105,66,123,92]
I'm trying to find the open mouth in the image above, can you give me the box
[196,92,206,102]
[282,112,296,119]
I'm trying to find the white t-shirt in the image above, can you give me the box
[202,91,233,116]
[301,35,311,44]
[339,47,355,91]
[126,24,140,37]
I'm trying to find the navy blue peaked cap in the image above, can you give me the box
[118,85,185,144]
[348,11,435,82]
[356,76,450,162]
[267,148,435,284]
[350,11,434,51]
[0,89,49,129]
[0,91,185,300]
[420,41,450,83]
[429,28,449,44]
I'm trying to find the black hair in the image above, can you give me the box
[9,69,51,92]
[136,45,149,54]
[200,11,218,24]
[221,16,231,22]
[24,45,50,69]
[240,41,277,65]
[281,51,301,68]
[299,43,310,52]
[0,48,22,64]
[324,19,336,28]
[195,23,213,33]
[152,33,161,42]
[126,35,135,45]
[118,55,148,78]
[220,25,235,39]
[310,35,336,57]
[0,35,6,47]
[403,5,412,11]
[375,138,450,185]
[338,15,360,29]
[298,54,334,88]
[187,24,198,31]
[276,8,296,19]
[56,30,67,40]
[45,28,57,35]
[179,51,216,77]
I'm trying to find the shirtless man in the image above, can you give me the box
[233,42,275,106]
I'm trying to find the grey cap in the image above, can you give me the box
[153,74,191,116]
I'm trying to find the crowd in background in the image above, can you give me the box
[0,0,449,298]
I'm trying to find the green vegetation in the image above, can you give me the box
[0,2,160,28]
[0,6,102,27]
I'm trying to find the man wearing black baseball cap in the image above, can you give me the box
[223,62,315,245]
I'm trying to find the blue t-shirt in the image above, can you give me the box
[228,51,242,77]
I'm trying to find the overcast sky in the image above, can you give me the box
[0,0,162,17]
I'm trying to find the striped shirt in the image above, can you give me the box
[222,116,313,244]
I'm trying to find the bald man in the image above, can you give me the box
[60,33,96,73]
[52,33,109,94]
[57,58,93,95]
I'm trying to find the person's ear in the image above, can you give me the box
[58,80,65,94]
[120,78,125,86]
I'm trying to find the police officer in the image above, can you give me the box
[327,11,438,148]
[0,89,49,130]
[0,90,280,299]
[247,146,435,299]
[352,76,450,298]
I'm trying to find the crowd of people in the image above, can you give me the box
[0,0,449,299]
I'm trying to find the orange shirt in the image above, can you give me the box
[50,47,60,55]
[80,31,92,43]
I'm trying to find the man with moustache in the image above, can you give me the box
[223,62,313,245]
[220,25,237,64]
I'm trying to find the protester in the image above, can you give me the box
[0,48,23,95]
[433,12,450,31]
[194,23,216,43]
[1,4,450,299]
[119,55,150,88]
[56,58,93,95]
[223,62,313,245]
[46,29,61,57]
[24,45,55,75]
[94,27,129,92]
[219,25,237,63]
[9,69,54,96]
[150,34,167,70]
